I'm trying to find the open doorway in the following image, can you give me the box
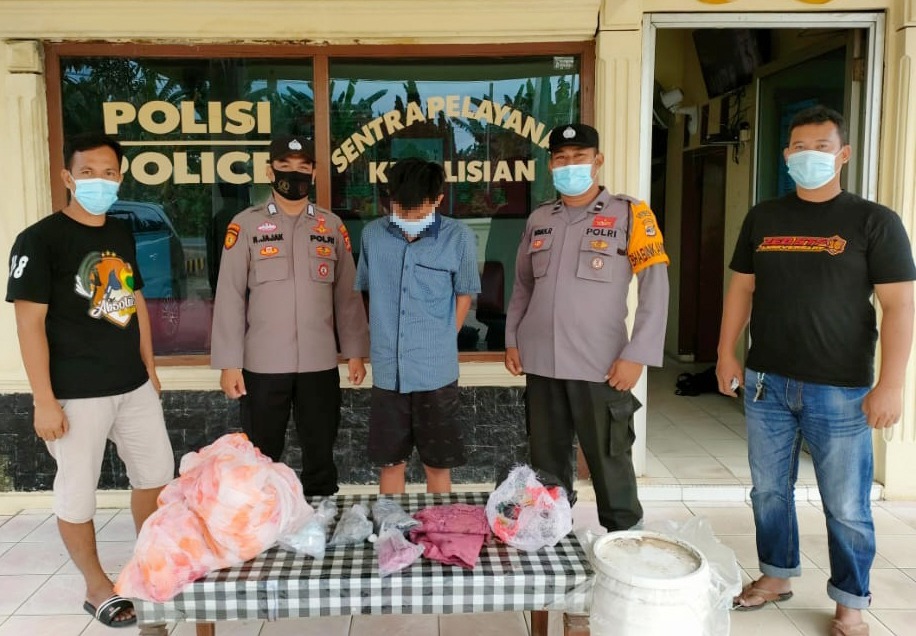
[636,12,885,486]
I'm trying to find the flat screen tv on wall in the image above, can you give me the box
[692,28,772,99]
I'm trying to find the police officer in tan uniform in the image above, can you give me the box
[505,123,669,531]
[211,135,369,496]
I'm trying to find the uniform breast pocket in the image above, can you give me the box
[576,234,618,283]
[528,233,554,278]
[254,255,290,284]
[309,255,337,283]
[411,264,451,301]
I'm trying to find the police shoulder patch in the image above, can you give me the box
[224,223,241,250]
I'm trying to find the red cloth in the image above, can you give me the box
[409,504,491,569]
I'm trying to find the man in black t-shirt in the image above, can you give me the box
[6,133,175,629]
[717,107,915,636]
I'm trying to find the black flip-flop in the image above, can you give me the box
[83,595,137,628]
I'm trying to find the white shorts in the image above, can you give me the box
[47,380,175,523]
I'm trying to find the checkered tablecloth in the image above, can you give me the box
[135,492,592,624]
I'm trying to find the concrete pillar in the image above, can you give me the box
[874,1,916,498]
[596,16,650,475]
[0,40,51,390]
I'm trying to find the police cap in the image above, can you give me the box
[547,123,600,153]
[269,135,315,163]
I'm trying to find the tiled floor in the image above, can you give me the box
[0,362,911,634]
[644,363,820,491]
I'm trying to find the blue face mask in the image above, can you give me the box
[390,209,436,238]
[552,164,595,197]
[786,150,840,190]
[72,177,120,215]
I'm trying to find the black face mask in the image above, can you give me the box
[271,169,313,201]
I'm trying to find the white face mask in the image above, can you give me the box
[786,150,842,190]
[390,208,436,238]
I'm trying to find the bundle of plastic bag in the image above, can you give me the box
[485,464,572,552]
[328,503,373,547]
[369,497,423,576]
[169,433,313,559]
[372,496,419,534]
[278,498,338,559]
[113,501,219,602]
[376,527,425,576]
[115,433,313,602]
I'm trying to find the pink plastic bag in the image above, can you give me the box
[115,433,313,602]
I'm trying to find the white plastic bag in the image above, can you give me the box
[278,498,338,559]
[328,503,374,547]
[485,465,572,552]
[372,496,419,534]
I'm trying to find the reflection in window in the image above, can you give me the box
[61,57,314,356]
[329,58,581,351]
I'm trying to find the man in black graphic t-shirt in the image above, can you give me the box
[717,107,915,636]
[6,133,174,629]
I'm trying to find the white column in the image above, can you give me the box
[874,4,916,498]
[0,40,51,390]
[596,24,650,475]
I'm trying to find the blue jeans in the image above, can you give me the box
[745,368,875,609]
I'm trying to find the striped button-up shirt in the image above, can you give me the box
[355,214,480,393]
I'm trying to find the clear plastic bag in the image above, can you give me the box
[372,496,419,534]
[328,503,374,547]
[485,464,572,552]
[376,527,425,576]
[278,498,338,559]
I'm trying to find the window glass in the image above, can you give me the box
[61,57,314,355]
[329,57,581,351]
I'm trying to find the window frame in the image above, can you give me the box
[45,41,595,365]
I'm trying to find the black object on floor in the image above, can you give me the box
[675,367,720,396]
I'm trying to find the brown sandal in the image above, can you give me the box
[732,581,793,611]
[829,619,869,636]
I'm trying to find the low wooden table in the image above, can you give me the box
[134,492,592,635]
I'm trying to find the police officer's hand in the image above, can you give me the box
[716,354,743,398]
[34,398,68,442]
[220,368,247,399]
[505,347,524,376]
[606,359,643,391]
[348,358,367,386]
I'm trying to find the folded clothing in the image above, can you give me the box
[409,504,491,569]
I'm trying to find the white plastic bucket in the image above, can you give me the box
[590,530,711,636]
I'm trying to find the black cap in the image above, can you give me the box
[268,135,315,162]
[548,123,599,153]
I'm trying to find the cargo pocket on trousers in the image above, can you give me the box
[607,392,642,456]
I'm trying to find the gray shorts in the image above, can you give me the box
[47,380,175,523]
